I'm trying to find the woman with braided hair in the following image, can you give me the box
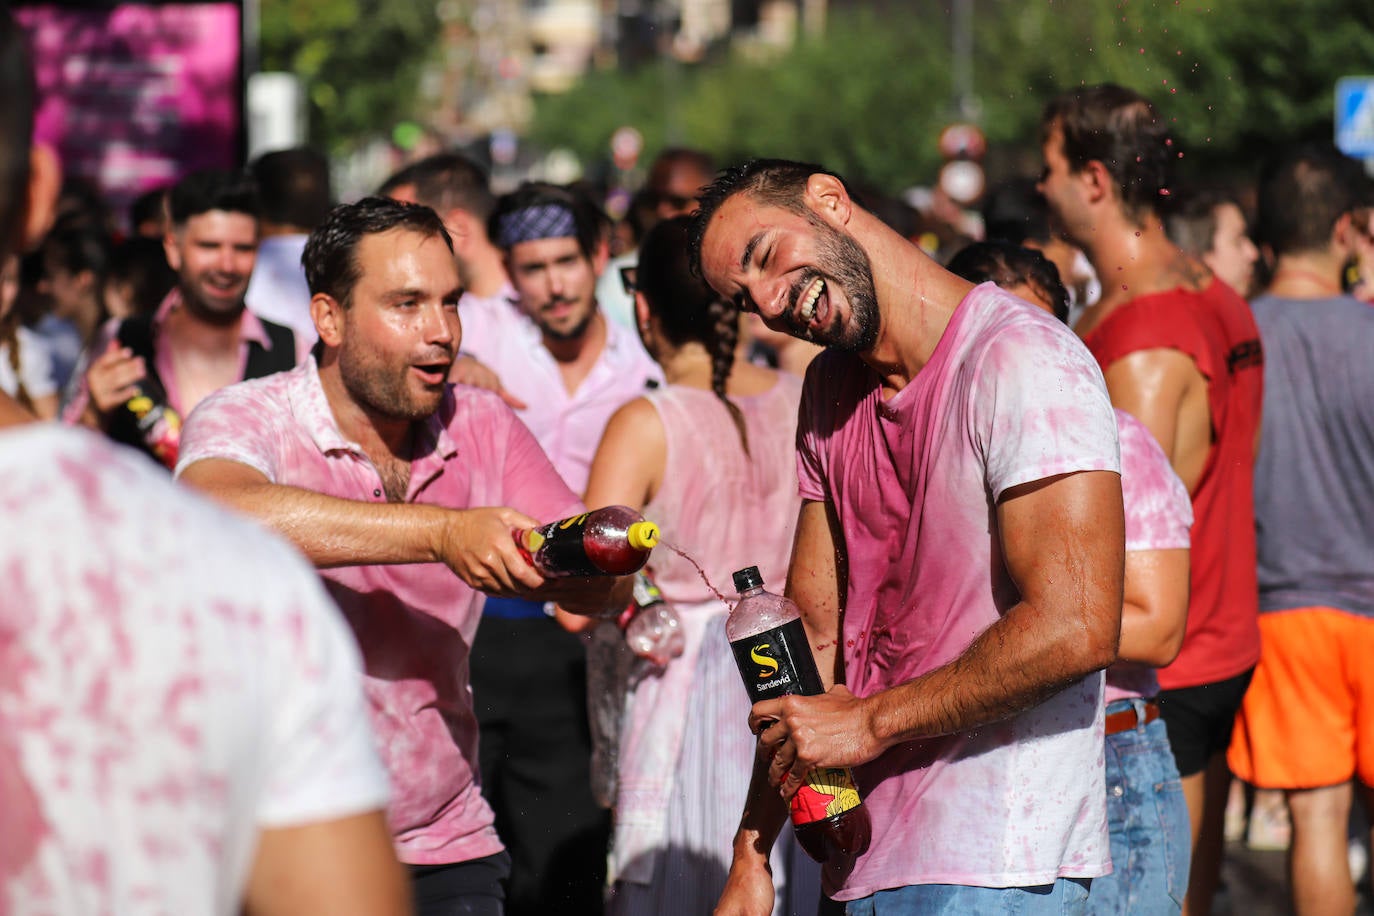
[569,215,818,914]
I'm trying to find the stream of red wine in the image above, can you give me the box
[660,540,734,611]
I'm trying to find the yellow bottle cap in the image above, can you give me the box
[126,395,153,416]
[627,521,659,550]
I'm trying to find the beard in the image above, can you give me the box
[337,337,450,423]
[783,215,880,353]
[533,297,596,342]
[180,275,248,327]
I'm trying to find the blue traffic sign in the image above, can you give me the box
[1336,76,1374,159]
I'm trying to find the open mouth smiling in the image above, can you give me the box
[794,275,827,331]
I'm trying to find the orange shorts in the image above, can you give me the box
[1228,607,1374,789]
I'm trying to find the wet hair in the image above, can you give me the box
[637,215,749,454]
[168,169,261,226]
[250,147,333,230]
[489,182,602,260]
[1041,84,1172,225]
[105,237,177,318]
[689,158,853,278]
[946,240,1070,325]
[0,10,35,261]
[384,151,496,225]
[1255,142,1374,257]
[302,196,453,308]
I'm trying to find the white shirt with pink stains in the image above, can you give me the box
[175,359,585,865]
[458,285,662,494]
[1106,408,1193,705]
[796,283,1120,899]
[0,425,388,916]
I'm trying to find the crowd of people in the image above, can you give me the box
[2,7,1373,916]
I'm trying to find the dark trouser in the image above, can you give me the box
[471,610,610,916]
[411,852,511,916]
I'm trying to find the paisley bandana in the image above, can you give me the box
[495,204,577,248]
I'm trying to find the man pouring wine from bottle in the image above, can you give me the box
[692,160,1126,916]
[175,196,636,916]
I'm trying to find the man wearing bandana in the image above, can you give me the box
[461,182,660,916]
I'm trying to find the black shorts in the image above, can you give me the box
[1156,668,1255,778]
[410,851,511,916]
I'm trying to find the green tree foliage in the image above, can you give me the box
[259,0,441,154]
[531,0,1374,192]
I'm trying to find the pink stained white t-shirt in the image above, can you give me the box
[175,359,584,865]
[458,286,662,493]
[1,424,389,916]
[796,283,1120,899]
[1106,408,1193,705]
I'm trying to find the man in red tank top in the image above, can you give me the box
[1039,84,1264,916]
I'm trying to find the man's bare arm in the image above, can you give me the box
[756,470,1124,779]
[1117,547,1189,668]
[716,499,842,916]
[243,810,410,916]
[180,457,626,613]
[1102,349,1208,493]
[785,498,846,687]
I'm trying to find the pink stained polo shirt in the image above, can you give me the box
[458,286,662,494]
[796,283,1120,898]
[175,359,584,865]
[1106,408,1193,705]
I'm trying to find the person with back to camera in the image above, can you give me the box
[562,215,819,915]
[1226,143,1374,916]
[948,240,1195,915]
[0,11,410,914]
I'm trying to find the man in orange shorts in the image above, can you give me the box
[1227,142,1374,916]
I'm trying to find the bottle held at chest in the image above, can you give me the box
[125,392,181,471]
[727,565,871,865]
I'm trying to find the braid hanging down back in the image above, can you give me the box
[637,214,752,457]
[706,296,749,457]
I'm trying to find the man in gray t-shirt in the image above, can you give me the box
[1227,142,1374,916]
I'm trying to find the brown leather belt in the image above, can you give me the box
[1104,700,1161,736]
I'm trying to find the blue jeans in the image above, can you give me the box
[1087,699,1191,915]
[841,878,1091,914]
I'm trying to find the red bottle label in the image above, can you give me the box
[790,767,863,824]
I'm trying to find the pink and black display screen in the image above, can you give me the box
[14,1,243,229]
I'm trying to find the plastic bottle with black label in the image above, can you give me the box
[125,391,181,471]
[726,565,870,864]
[515,505,659,577]
[623,572,684,665]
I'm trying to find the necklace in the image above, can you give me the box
[1269,266,1343,296]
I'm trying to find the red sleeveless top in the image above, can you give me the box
[1084,278,1264,690]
